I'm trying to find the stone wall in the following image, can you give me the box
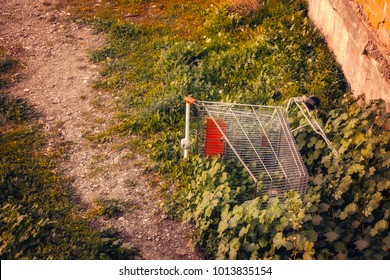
[358,0,389,29]
[356,0,390,46]
[308,0,390,112]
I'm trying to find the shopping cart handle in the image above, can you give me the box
[302,95,320,110]
[185,96,197,104]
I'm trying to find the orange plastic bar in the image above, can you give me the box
[185,96,197,104]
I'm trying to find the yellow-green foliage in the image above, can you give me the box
[0,48,138,259]
[69,0,389,259]
[181,97,389,260]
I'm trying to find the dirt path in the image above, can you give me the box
[0,0,201,260]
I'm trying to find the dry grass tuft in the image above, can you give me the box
[226,0,261,15]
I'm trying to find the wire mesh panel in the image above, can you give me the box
[195,101,308,200]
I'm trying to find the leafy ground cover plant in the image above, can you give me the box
[180,96,389,260]
[69,0,389,259]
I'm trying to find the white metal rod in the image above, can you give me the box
[252,107,290,181]
[277,109,306,178]
[203,107,258,187]
[229,108,273,181]
[184,102,191,159]
[286,97,343,165]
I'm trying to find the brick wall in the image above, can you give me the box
[356,0,390,35]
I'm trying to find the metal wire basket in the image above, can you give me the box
[181,96,341,201]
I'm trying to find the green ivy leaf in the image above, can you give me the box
[334,242,347,254]
[258,238,268,248]
[273,232,285,249]
[311,215,323,226]
[315,140,325,150]
[318,203,330,213]
[303,241,315,260]
[313,174,325,186]
[218,220,229,235]
[361,143,373,159]
[219,172,228,184]
[363,192,382,217]
[303,229,318,243]
[307,136,317,148]
[266,198,282,220]
[216,237,229,260]
[228,237,240,260]
[353,133,367,147]
[339,175,352,193]
[295,234,307,251]
[303,252,313,260]
[232,205,243,215]
[347,163,365,176]
[238,224,250,237]
[244,242,258,253]
[368,166,376,176]
[383,157,390,168]
[370,220,389,237]
[220,205,231,221]
[324,231,339,242]
[382,234,390,251]
[336,253,348,260]
[276,216,289,231]
[228,214,241,229]
[377,180,390,192]
[354,239,369,251]
[331,112,348,130]
[339,203,358,220]
[284,240,294,251]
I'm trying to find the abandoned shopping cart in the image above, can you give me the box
[181,96,341,200]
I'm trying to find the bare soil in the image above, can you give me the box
[0,0,202,260]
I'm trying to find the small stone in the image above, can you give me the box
[24,88,30,93]
[41,1,52,7]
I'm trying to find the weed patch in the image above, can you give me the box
[0,47,138,259]
[69,0,389,259]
